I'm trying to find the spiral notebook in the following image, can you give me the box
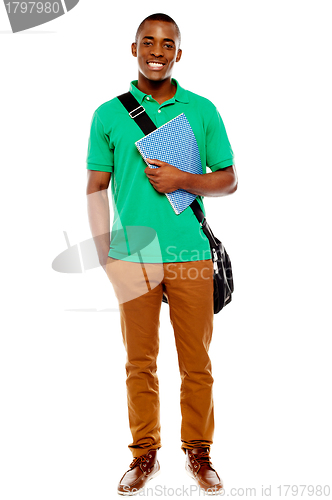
[135,113,202,215]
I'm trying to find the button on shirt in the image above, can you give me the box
[86,79,234,263]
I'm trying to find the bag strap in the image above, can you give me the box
[117,92,219,249]
[190,199,218,248]
[117,92,157,135]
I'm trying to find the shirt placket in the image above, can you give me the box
[144,95,175,126]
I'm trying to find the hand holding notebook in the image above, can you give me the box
[144,157,186,194]
[135,113,203,215]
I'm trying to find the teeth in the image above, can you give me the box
[148,62,164,67]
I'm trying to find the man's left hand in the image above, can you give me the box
[144,159,184,193]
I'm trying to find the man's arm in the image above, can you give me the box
[86,170,112,271]
[179,165,237,197]
[144,160,238,197]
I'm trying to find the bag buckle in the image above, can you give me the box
[129,105,145,119]
[212,248,219,273]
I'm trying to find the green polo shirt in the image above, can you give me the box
[86,79,234,263]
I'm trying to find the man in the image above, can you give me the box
[86,13,237,496]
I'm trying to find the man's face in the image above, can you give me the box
[131,20,182,82]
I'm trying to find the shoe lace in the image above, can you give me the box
[129,455,149,469]
[193,451,213,467]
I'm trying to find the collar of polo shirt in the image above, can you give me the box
[129,78,190,105]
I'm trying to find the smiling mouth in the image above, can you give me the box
[147,61,165,69]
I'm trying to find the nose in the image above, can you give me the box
[150,42,164,58]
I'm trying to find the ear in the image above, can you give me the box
[131,42,137,57]
[176,48,182,63]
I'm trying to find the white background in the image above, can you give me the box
[1,0,331,498]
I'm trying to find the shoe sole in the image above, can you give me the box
[185,466,223,496]
[117,468,161,496]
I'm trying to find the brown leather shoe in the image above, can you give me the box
[185,447,223,494]
[117,449,160,496]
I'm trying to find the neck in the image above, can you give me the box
[136,74,176,104]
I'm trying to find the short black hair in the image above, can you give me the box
[135,13,181,46]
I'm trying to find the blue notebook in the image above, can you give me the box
[135,113,202,215]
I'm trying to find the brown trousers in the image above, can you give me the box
[106,256,215,457]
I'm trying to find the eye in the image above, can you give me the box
[143,41,152,46]
[165,44,174,49]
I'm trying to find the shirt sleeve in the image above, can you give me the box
[86,110,114,172]
[206,106,234,172]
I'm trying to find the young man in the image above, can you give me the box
[86,13,237,496]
